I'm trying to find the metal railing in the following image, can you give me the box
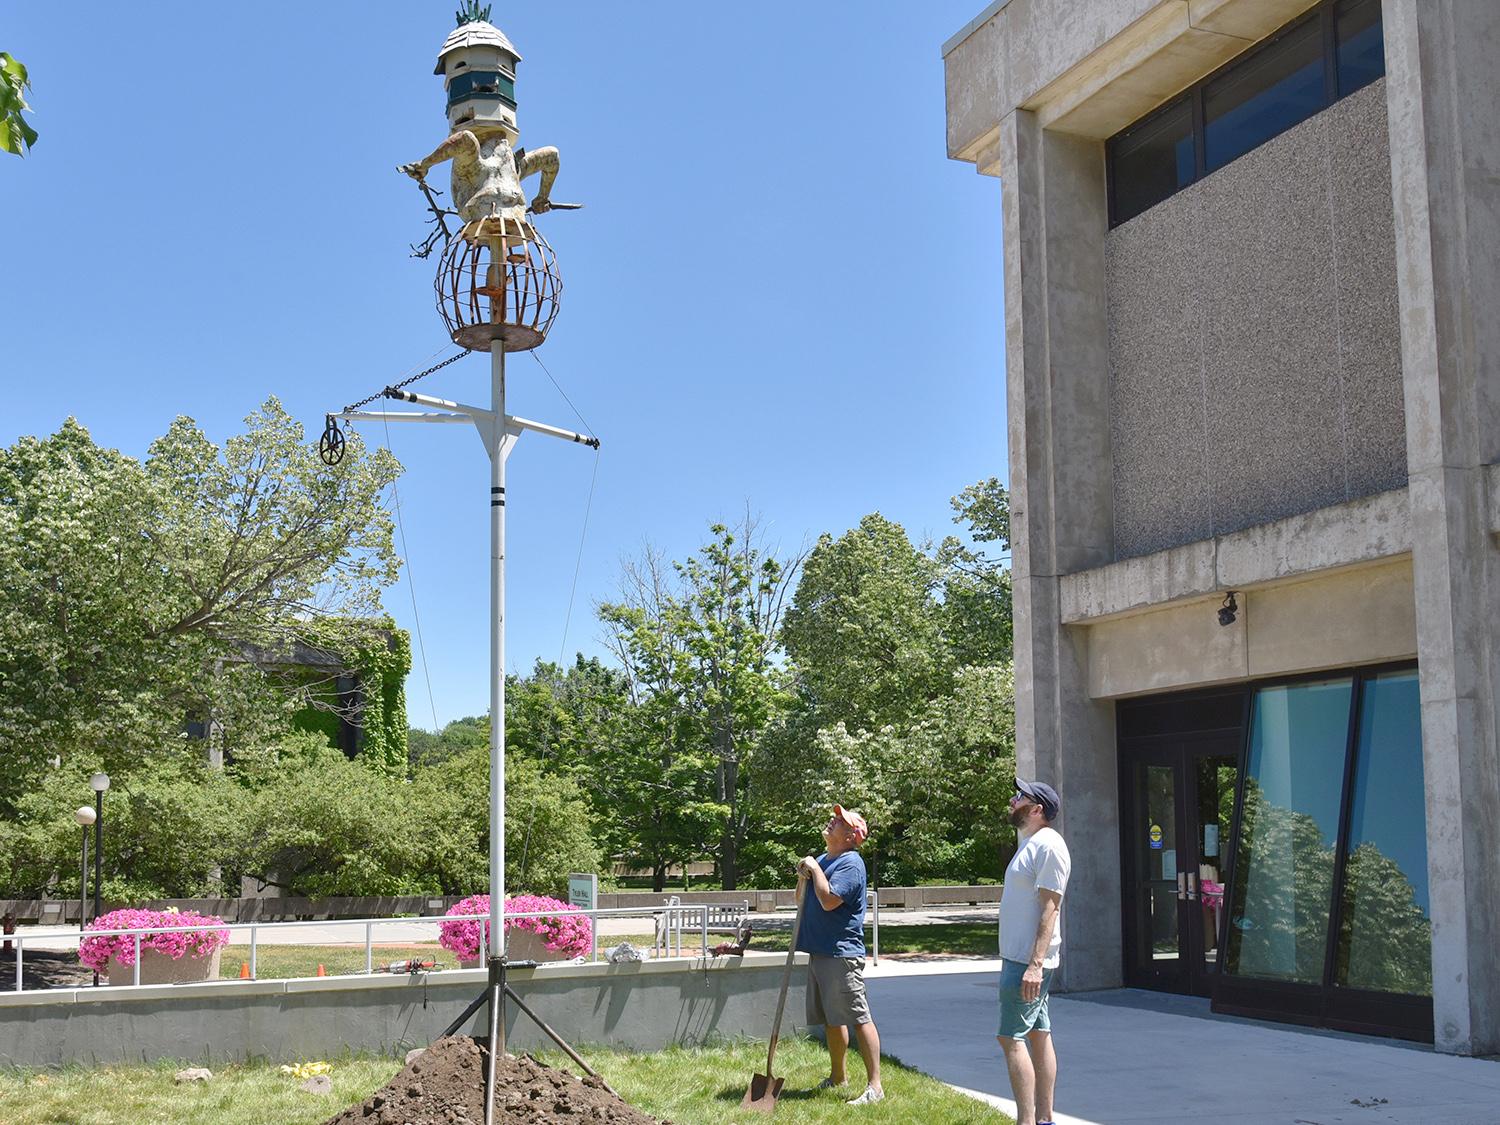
[8,904,734,994]
[8,891,909,994]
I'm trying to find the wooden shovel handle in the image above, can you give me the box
[765,874,808,1076]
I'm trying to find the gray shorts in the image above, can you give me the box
[806,954,872,1027]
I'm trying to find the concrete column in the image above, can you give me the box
[1000,108,1120,991]
[1384,0,1500,1056]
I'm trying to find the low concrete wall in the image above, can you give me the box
[0,953,807,1068]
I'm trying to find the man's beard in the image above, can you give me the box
[1010,806,1031,829]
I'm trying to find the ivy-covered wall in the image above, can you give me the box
[290,618,411,776]
[354,624,411,776]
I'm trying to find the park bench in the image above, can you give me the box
[653,897,749,956]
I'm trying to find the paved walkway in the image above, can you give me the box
[866,966,1500,1124]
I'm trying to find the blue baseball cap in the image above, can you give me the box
[1015,779,1060,822]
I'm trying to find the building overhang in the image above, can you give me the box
[943,0,1322,172]
[1060,487,1414,625]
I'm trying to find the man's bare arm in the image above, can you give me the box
[518,145,559,210]
[798,856,848,912]
[1021,888,1062,1001]
[398,130,482,180]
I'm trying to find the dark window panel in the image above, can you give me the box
[1335,670,1431,996]
[1336,0,1385,97]
[1111,99,1195,225]
[1224,677,1353,985]
[1204,16,1328,172]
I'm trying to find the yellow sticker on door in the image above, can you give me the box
[1149,824,1163,849]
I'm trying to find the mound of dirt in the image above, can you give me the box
[324,1036,667,1125]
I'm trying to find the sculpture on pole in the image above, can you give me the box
[396,6,573,349]
[320,8,599,1119]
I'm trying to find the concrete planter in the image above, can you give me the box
[107,947,223,986]
[460,927,579,968]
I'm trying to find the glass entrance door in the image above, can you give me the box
[1121,737,1240,996]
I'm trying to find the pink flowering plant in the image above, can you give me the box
[439,894,592,961]
[78,908,231,972]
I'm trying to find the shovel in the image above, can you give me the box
[742,873,808,1113]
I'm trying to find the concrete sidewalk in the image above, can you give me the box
[866,968,1500,1125]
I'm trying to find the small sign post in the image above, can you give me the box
[568,873,598,961]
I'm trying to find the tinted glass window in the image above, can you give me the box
[1336,0,1385,96]
[1335,671,1431,995]
[1204,17,1327,172]
[1111,100,1195,225]
[1225,677,1352,984]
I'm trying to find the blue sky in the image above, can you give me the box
[2,2,1006,728]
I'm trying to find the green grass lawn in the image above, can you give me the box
[0,1056,400,1125]
[0,1039,1009,1125]
[217,943,447,979]
[548,1037,1011,1124]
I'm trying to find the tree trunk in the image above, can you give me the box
[718,747,740,890]
[652,863,665,893]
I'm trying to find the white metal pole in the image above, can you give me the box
[489,337,507,966]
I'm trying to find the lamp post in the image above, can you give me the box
[73,806,96,935]
[89,772,109,923]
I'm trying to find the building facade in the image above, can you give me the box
[943,0,1499,1054]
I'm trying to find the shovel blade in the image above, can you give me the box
[741,1072,785,1112]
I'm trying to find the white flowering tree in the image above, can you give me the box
[0,399,401,819]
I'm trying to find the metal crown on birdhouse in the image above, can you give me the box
[398,4,569,352]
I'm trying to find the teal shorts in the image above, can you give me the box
[997,958,1054,1039]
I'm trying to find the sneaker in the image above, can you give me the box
[818,1077,848,1090]
[847,1086,885,1106]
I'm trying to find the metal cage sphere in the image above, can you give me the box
[434,222,561,352]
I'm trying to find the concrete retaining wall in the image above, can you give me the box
[0,953,807,1068]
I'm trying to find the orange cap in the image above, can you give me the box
[832,804,869,845]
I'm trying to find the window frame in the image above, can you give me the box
[1213,660,1433,1041]
[1107,0,1375,228]
[1116,659,1433,1042]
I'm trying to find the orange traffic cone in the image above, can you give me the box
[316,964,326,977]
[239,962,251,979]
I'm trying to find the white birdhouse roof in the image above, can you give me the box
[435,21,522,73]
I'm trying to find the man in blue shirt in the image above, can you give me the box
[797,804,884,1106]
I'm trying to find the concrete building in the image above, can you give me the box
[943,0,1499,1054]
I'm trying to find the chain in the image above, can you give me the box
[341,348,472,414]
[321,348,473,467]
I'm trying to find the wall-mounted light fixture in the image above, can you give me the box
[1218,592,1238,627]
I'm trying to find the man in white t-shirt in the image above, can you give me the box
[997,778,1071,1125]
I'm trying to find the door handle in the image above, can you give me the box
[1176,872,1187,901]
[1186,871,1199,902]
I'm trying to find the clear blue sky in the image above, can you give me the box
[2,2,1006,728]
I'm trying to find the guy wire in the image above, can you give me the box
[381,411,442,737]
[518,352,602,890]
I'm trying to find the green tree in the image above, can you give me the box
[938,477,1013,667]
[782,513,952,734]
[0,755,247,901]
[408,714,489,769]
[770,664,1017,885]
[410,743,602,898]
[0,402,402,813]
[599,519,802,890]
[1,52,37,156]
[238,740,428,896]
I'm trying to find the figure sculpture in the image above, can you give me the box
[400,133,558,236]
[398,5,564,246]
